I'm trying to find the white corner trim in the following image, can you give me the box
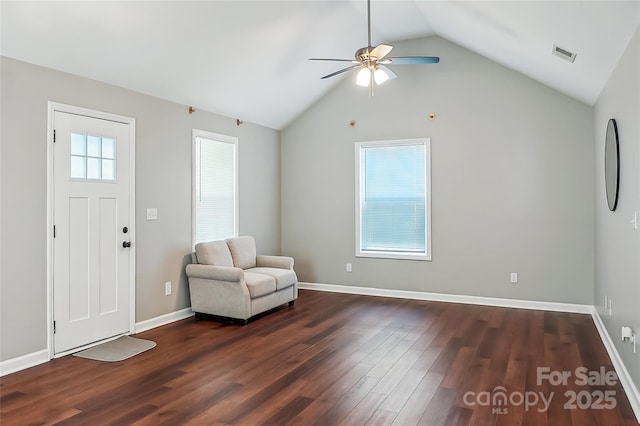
[591,309,640,423]
[0,349,49,377]
[298,282,593,314]
[135,307,194,334]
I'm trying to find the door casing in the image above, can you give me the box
[47,102,136,358]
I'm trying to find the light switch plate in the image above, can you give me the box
[147,208,158,221]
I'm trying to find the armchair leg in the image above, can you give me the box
[288,300,295,307]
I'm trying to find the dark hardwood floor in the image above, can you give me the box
[1,290,637,425]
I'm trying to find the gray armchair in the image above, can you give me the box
[186,236,298,324]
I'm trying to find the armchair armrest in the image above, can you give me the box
[185,264,244,282]
[256,255,294,270]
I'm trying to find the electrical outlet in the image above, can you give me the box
[165,281,171,296]
[510,272,518,283]
[346,263,352,272]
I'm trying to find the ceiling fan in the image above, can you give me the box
[310,0,439,92]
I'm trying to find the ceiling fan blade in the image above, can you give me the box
[321,65,362,80]
[381,56,440,65]
[369,44,393,60]
[309,58,358,63]
[378,65,397,80]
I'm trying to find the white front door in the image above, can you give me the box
[53,110,132,354]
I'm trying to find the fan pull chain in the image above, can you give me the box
[369,66,375,98]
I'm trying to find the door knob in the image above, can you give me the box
[122,241,131,248]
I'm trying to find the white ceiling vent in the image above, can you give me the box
[552,44,577,63]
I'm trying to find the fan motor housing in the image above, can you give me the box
[356,46,374,62]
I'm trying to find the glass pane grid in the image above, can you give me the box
[69,133,116,181]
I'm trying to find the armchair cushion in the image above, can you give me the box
[226,236,257,269]
[246,267,297,291]
[195,241,234,267]
[244,272,276,298]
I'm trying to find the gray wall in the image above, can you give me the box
[282,36,595,304]
[0,57,281,361]
[594,29,640,392]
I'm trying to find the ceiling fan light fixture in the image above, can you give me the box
[356,67,371,86]
[374,67,389,85]
[310,0,439,88]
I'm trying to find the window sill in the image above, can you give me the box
[356,251,431,261]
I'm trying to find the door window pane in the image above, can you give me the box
[102,138,115,159]
[87,158,101,179]
[71,156,86,179]
[71,134,86,155]
[102,159,115,181]
[70,133,116,182]
[87,135,101,157]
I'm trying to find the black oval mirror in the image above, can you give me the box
[604,118,620,211]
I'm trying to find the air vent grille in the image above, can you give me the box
[552,44,577,63]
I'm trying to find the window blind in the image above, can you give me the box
[194,135,236,244]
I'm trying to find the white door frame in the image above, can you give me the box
[46,102,136,358]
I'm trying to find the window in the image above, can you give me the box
[355,138,431,260]
[192,129,238,246]
[70,133,116,181]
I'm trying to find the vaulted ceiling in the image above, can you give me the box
[2,1,639,130]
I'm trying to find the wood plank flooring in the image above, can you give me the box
[1,290,637,425]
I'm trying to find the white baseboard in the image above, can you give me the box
[591,309,640,423]
[0,349,49,377]
[1,308,194,376]
[298,282,593,314]
[135,307,194,334]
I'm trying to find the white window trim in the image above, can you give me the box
[354,138,432,261]
[191,129,239,249]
